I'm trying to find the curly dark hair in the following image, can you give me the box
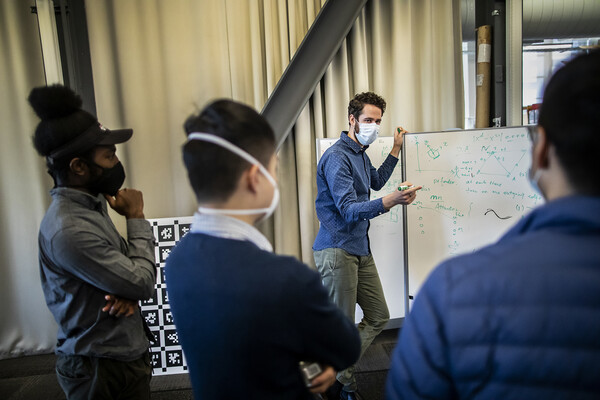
[348,92,386,120]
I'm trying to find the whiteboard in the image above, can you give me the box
[404,127,544,300]
[316,136,406,323]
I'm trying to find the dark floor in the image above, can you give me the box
[0,329,399,400]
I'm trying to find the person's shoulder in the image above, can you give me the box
[263,252,312,272]
[322,136,352,157]
[168,233,245,258]
[419,235,540,308]
[40,204,95,242]
[430,238,517,284]
[320,145,342,162]
[169,235,286,266]
[165,235,266,284]
[319,146,351,172]
[261,253,322,286]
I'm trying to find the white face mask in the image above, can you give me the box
[529,168,544,198]
[187,132,279,222]
[355,122,379,146]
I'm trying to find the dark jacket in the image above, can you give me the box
[166,233,361,400]
[386,196,600,399]
[39,187,156,360]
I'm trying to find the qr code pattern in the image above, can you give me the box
[142,216,193,376]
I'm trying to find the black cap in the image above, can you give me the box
[48,122,133,163]
[28,84,134,164]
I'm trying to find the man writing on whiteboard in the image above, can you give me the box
[386,51,600,398]
[313,92,421,400]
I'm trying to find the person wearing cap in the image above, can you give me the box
[28,84,156,399]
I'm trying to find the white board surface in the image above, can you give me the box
[404,127,544,299]
[316,137,406,322]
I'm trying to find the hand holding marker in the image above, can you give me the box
[381,127,422,209]
[382,181,421,209]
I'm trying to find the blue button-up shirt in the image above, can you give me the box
[313,131,399,256]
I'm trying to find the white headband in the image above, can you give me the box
[187,132,262,168]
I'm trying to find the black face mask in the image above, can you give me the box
[88,161,126,196]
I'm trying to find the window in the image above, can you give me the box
[522,37,600,123]
[460,0,600,129]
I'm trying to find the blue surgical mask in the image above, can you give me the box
[355,122,379,146]
[186,132,279,223]
[529,168,543,197]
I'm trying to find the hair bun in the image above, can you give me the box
[28,84,83,120]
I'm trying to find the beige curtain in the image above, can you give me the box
[0,0,462,357]
[0,0,58,357]
[84,0,326,228]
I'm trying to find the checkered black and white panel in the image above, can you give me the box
[142,216,193,376]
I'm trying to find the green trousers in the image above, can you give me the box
[56,352,152,400]
[314,248,390,392]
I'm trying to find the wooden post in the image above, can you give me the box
[475,25,492,128]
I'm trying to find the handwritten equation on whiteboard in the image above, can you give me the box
[405,127,544,296]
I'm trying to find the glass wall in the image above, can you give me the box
[461,0,600,128]
[522,37,600,124]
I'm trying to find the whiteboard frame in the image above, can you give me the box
[400,140,410,315]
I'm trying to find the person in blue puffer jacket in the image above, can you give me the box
[386,50,600,399]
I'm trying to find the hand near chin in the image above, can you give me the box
[104,188,145,219]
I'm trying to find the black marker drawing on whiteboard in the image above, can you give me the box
[484,208,512,220]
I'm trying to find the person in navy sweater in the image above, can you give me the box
[386,51,600,399]
[165,99,361,399]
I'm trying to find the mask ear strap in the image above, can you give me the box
[188,132,276,185]
[256,163,276,188]
[188,132,261,167]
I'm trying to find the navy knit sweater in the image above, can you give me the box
[166,233,361,399]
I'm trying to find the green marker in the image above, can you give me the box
[398,185,415,191]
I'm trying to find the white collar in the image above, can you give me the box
[190,212,273,252]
